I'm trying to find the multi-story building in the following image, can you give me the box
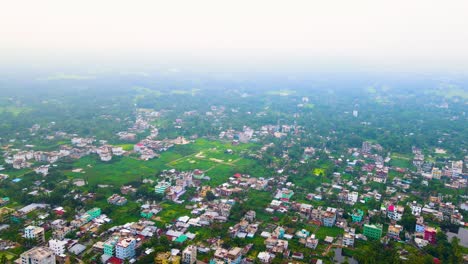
[182,245,197,264]
[424,227,437,244]
[48,239,67,255]
[439,203,455,218]
[362,141,372,153]
[83,207,101,222]
[305,234,319,249]
[212,247,242,264]
[155,181,171,194]
[321,207,337,227]
[103,236,119,256]
[387,205,404,221]
[347,192,359,204]
[115,237,136,260]
[24,226,45,244]
[351,209,364,222]
[343,232,355,247]
[415,216,425,233]
[431,167,442,179]
[387,224,403,240]
[409,201,422,216]
[20,246,56,264]
[363,224,382,240]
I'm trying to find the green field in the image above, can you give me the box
[0,106,32,116]
[64,139,262,186]
[390,153,412,168]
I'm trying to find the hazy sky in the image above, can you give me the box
[1,0,468,73]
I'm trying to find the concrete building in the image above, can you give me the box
[321,207,337,227]
[387,224,403,240]
[24,226,45,244]
[387,204,404,221]
[363,224,382,240]
[155,181,171,194]
[115,237,136,260]
[351,209,364,222]
[182,245,197,264]
[343,232,355,247]
[48,239,67,255]
[424,227,437,244]
[20,246,56,264]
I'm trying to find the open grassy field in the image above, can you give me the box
[64,138,262,187]
[156,202,191,224]
[390,153,412,168]
[314,226,344,240]
[0,251,17,261]
[65,155,169,185]
[0,106,32,116]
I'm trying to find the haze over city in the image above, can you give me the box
[1,0,468,75]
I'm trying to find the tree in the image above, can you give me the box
[206,191,216,201]
[400,209,416,233]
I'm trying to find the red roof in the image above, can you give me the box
[234,173,242,178]
[433,258,441,264]
[107,257,123,264]
[54,210,65,215]
[388,205,395,212]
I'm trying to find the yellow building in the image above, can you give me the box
[0,207,14,222]
[155,252,180,264]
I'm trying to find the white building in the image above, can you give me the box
[24,226,45,244]
[347,191,359,204]
[258,251,272,263]
[410,202,422,216]
[343,232,355,247]
[49,239,67,255]
[182,245,197,264]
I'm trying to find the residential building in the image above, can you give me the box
[347,192,359,204]
[351,209,364,222]
[182,245,197,264]
[257,252,272,263]
[343,232,355,247]
[387,204,404,221]
[49,239,67,255]
[387,224,403,240]
[103,236,119,256]
[20,246,56,264]
[424,227,437,244]
[115,237,136,260]
[212,247,242,264]
[415,216,425,233]
[321,207,337,227]
[409,201,422,216]
[363,224,382,240]
[305,234,319,249]
[155,181,171,194]
[24,226,45,244]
